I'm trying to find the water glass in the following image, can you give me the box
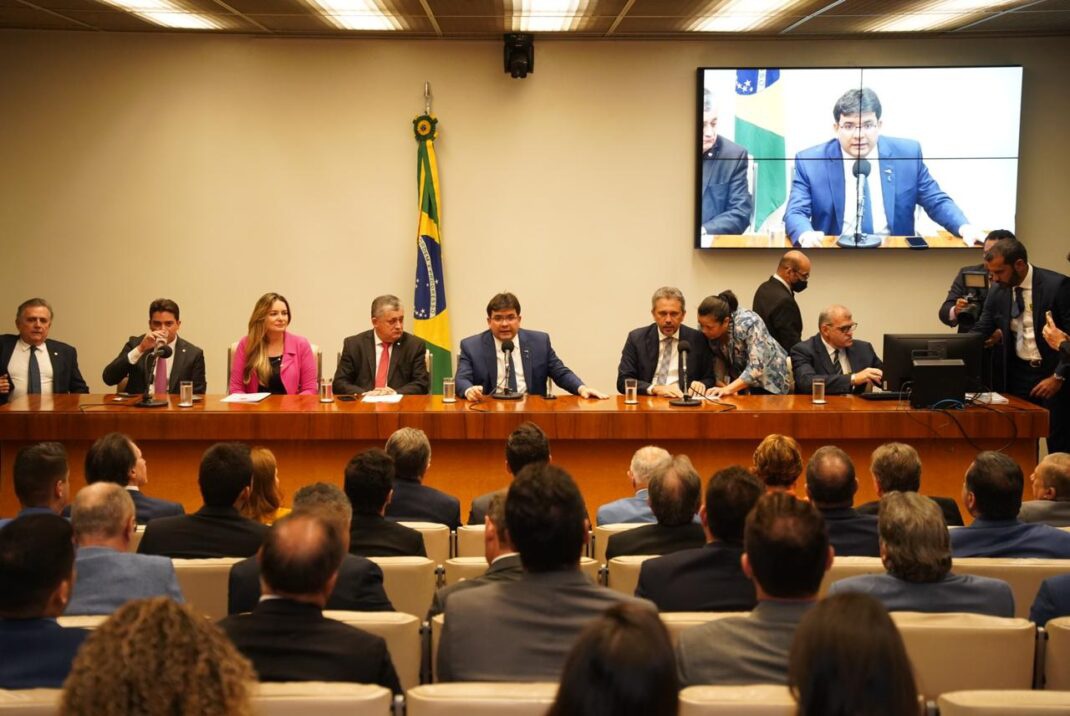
[178,381,194,408]
[812,378,826,405]
[319,378,333,403]
[624,378,639,404]
[442,378,456,403]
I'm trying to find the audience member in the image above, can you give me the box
[951,451,1070,557]
[635,466,761,611]
[438,463,654,682]
[829,492,1013,617]
[1030,573,1070,626]
[605,455,705,559]
[240,446,290,525]
[1019,452,1070,527]
[805,446,880,557]
[84,432,184,523]
[344,448,426,557]
[468,421,550,524]
[596,446,671,525]
[383,427,461,529]
[138,442,268,558]
[675,493,831,686]
[66,483,184,615]
[0,442,69,528]
[752,434,803,493]
[856,442,964,526]
[0,515,88,688]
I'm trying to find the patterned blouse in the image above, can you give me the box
[710,309,791,394]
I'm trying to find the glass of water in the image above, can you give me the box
[442,378,456,403]
[179,381,194,408]
[319,378,333,403]
[812,378,826,405]
[624,378,639,404]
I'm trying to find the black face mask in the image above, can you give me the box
[791,279,808,293]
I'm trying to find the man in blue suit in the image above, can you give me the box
[0,297,89,405]
[785,88,982,248]
[84,432,185,524]
[456,292,607,401]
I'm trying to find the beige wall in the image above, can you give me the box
[1,31,1068,394]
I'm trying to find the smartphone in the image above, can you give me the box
[905,236,928,249]
[336,394,357,402]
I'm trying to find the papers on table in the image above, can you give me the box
[967,392,1009,404]
[221,393,271,403]
[361,393,403,404]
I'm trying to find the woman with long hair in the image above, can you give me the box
[241,446,291,525]
[697,290,791,398]
[229,292,317,395]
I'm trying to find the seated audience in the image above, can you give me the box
[1019,452,1070,527]
[61,597,255,716]
[344,448,426,557]
[228,482,392,614]
[429,491,520,617]
[0,515,88,688]
[66,483,184,615]
[547,603,679,716]
[829,492,1014,617]
[229,292,317,395]
[239,446,290,526]
[675,493,832,686]
[1030,573,1070,626]
[138,442,268,558]
[605,455,706,559]
[468,421,550,525]
[789,592,920,716]
[805,446,880,557]
[635,465,762,611]
[438,463,654,682]
[856,442,964,526]
[596,446,672,525]
[951,451,1070,558]
[84,432,184,524]
[384,427,461,530]
[0,442,69,528]
[752,433,803,494]
[218,513,401,692]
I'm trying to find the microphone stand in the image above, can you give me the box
[492,345,523,401]
[135,345,171,408]
[670,343,701,407]
[837,158,881,249]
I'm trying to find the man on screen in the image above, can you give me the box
[699,90,753,237]
[784,88,984,248]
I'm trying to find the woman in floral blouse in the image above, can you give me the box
[696,290,791,398]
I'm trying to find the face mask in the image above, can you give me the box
[791,279,808,293]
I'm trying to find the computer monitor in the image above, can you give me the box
[882,333,985,392]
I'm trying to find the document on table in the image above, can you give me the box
[221,393,271,403]
[361,393,403,404]
[967,393,1009,404]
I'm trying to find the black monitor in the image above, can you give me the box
[882,333,986,392]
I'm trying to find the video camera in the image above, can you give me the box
[957,270,989,326]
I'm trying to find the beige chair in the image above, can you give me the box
[226,342,322,390]
[679,685,794,715]
[1044,616,1070,690]
[129,524,145,553]
[818,555,885,596]
[324,610,421,692]
[607,554,658,595]
[953,558,1070,619]
[0,688,61,714]
[172,557,241,621]
[937,690,1070,715]
[367,556,436,618]
[399,521,450,567]
[660,612,747,645]
[406,682,557,716]
[57,615,108,630]
[442,556,599,587]
[252,682,392,715]
[430,613,445,681]
[592,523,643,565]
[892,611,1036,698]
[455,524,485,558]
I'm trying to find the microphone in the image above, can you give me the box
[501,339,515,353]
[135,340,172,409]
[154,344,174,359]
[493,339,522,401]
[670,339,701,407]
[837,159,879,249]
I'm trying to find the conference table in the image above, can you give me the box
[703,233,966,249]
[0,393,1048,522]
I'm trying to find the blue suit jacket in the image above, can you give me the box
[1030,573,1070,626]
[596,490,655,526]
[385,478,462,531]
[784,136,968,243]
[128,489,185,524]
[0,619,88,688]
[829,572,1014,617]
[456,328,583,397]
[950,518,1070,558]
[820,507,880,557]
[0,335,89,406]
[65,546,184,615]
[790,334,883,395]
[701,135,753,235]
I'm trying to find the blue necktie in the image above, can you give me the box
[28,346,41,394]
[1010,287,1024,319]
[507,351,518,392]
[861,178,874,234]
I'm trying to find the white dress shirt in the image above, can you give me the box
[7,339,55,400]
[493,334,527,394]
[1012,265,1042,362]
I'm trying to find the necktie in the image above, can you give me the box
[861,179,874,234]
[832,349,846,375]
[653,337,673,385]
[507,350,518,392]
[1011,287,1025,319]
[375,343,391,388]
[28,346,41,394]
[154,355,168,394]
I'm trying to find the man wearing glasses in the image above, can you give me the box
[790,305,883,395]
[784,87,982,248]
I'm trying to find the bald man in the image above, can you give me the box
[791,304,883,395]
[752,250,811,353]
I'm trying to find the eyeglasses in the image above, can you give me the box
[838,122,878,132]
[832,322,859,334]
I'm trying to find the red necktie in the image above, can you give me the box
[154,356,168,394]
[375,343,391,388]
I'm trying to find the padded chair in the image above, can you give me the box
[0,688,61,714]
[953,558,1070,619]
[455,525,485,558]
[679,685,794,715]
[892,611,1036,699]
[406,682,557,716]
[128,524,145,553]
[367,556,436,619]
[226,342,322,391]
[818,555,884,596]
[607,554,658,595]
[172,557,241,621]
[324,610,421,692]
[937,690,1070,715]
[399,521,450,568]
[659,612,748,645]
[430,613,445,681]
[57,615,108,630]
[252,682,392,715]
[592,523,643,565]
[1044,616,1070,690]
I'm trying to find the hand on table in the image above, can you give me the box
[578,386,608,400]
[650,384,683,398]
[464,387,485,402]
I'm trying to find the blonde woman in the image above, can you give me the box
[229,292,316,395]
[753,433,804,493]
[241,447,291,525]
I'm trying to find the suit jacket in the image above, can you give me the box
[1018,500,1070,528]
[950,518,1070,558]
[385,479,461,531]
[468,489,502,526]
[791,334,883,395]
[857,495,964,527]
[752,278,803,354]
[65,546,183,615]
[700,135,753,235]
[829,572,1014,618]
[0,506,57,530]
[127,488,185,524]
[332,330,428,395]
[348,514,426,558]
[635,542,757,612]
[437,569,654,682]
[218,598,401,693]
[0,336,89,406]
[820,507,880,557]
[0,619,89,689]
[784,136,969,243]
[1030,573,1070,626]
[137,505,268,558]
[596,490,655,526]
[228,553,393,615]
[229,332,317,395]
[615,324,715,395]
[428,553,523,618]
[456,328,583,398]
[605,522,706,560]
[676,600,814,686]
[101,335,206,394]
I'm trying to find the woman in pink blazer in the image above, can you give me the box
[229,292,317,395]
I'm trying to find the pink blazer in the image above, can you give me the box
[229,332,317,395]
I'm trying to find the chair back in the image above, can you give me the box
[592,523,643,565]
[659,612,749,645]
[455,525,485,558]
[398,522,450,567]
[0,689,61,714]
[406,682,557,716]
[607,554,658,595]
[252,682,392,715]
[443,556,489,586]
[57,615,108,630]
[953,558,1070,619]
[367,556,436,618]
[937,690,1070,715]
[1044,616,1070,690]
[679,685,794,715]
[129,524,146,553]
[172,557,242,621]
[324,610,421,692]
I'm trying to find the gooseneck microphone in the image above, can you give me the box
[136,343,173,409]
[670,340,702,407]
[837,158,880,248]
[493,339,523,401]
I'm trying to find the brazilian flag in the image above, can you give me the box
[735,69,787,231]
[412,114,452,393]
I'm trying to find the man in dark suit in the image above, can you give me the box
[468,422,550,525]
[332,294,429,396]
[101,298,206,395]
[83,432,184,524]
[856,442,963,526]
[228,482,393,614]
[0,515,89,688]
[384,427,461,530]
[1019,453,1070,527]
[805,446,880,557]
[635,466,761,612]
[699,89,752,237]
[0,442,70,530]
[138,442,267,558]
[0,297,89,406]
[791,304,883,395]
[605,455,706,560]
[752,251,810,353]
[344,449,426,557]
[218,513,401,692]
[616,287,714,398]
[456,292,606,400]
[1031,572,1070,626]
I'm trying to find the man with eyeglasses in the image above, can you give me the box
[790,304,883,395]
[332,294,429,396]
[784,87,982,249]
[752,250,811,353]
